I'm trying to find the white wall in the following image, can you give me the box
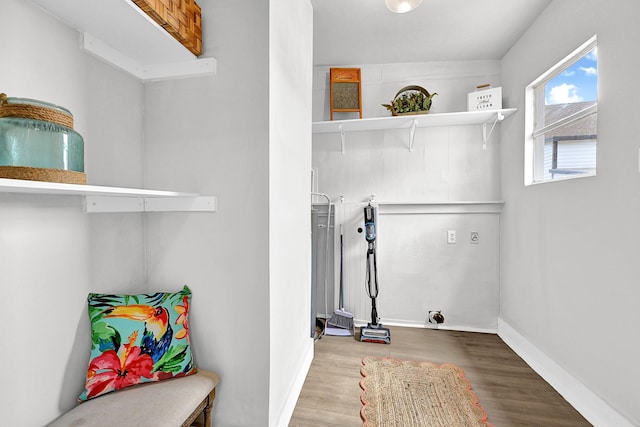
[313,61,503,331]
[143,1,314,426]
[142,0,271,422]
[500,0,640,424]
[0,1,146,426]
[314,61,502,121]
[268,0,314,426]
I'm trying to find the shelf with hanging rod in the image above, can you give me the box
[312,108,517,153]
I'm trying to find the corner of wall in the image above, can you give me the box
[497,318,635,427]
[269,342,314,427]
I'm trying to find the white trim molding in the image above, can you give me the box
[355,318,497,335]
[271,342,314,427]
[498,318,635,427]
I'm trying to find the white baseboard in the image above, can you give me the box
[271,341,314,427]
[358,318,497,334]
[498,318,634,427]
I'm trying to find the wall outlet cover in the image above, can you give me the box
[470,231,479,244]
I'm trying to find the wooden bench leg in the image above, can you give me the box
[203,388,216,427]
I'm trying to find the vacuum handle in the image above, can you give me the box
[364,204,376,242]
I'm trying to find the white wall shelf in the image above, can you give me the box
[31,0,217,81]
[313,108,517,153]
[0,178,217,213]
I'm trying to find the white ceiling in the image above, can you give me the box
[310,0,552,66]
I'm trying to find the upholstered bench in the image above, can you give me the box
[47,369,219,427]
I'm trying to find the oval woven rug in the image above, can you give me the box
[360,356,493,427]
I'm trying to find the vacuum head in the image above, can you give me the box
[360,323,391,344]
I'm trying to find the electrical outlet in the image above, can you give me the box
[447,230,456,244]
[470,231,479,244]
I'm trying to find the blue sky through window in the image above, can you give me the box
[545,47,598,105]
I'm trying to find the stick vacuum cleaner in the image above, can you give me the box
[359,204,391,344]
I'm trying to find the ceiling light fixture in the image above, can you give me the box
[385,0,423,13]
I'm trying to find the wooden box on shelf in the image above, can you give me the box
[133,0,203,56]
[330,68,362,120]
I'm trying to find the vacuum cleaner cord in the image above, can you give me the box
[365,242,379,325]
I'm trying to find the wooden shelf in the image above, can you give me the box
[31,0,216,81]
[313,108,517,152]
[0,178,217,213]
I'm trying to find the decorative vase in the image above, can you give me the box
[0,93,86,184]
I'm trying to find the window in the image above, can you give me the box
[525,36,598,185]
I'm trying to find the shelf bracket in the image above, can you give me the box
[482,112,504,150]
[409,119,418,152]
[339,124,346,155]
[84,196,217,213]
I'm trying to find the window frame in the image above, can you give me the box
[524,35,598,186]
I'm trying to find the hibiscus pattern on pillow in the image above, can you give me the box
[79,285,196,401]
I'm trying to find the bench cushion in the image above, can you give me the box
[48,370,219,427]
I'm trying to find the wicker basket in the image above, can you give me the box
[384,85,437,116]
[133,0,203,56]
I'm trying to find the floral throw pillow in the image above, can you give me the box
[79,285,196,401]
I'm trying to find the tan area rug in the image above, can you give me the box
[360,356,493,427]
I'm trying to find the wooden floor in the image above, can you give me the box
[289,326,591,427]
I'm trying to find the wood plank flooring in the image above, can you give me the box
[289,326,591,427]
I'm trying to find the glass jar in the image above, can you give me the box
[0,96,84,172]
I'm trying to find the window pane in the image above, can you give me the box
[539,112,597,181]
[545,46,597,107]
[526,37,598,185]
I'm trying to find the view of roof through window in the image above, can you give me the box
[536,44,598,181]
